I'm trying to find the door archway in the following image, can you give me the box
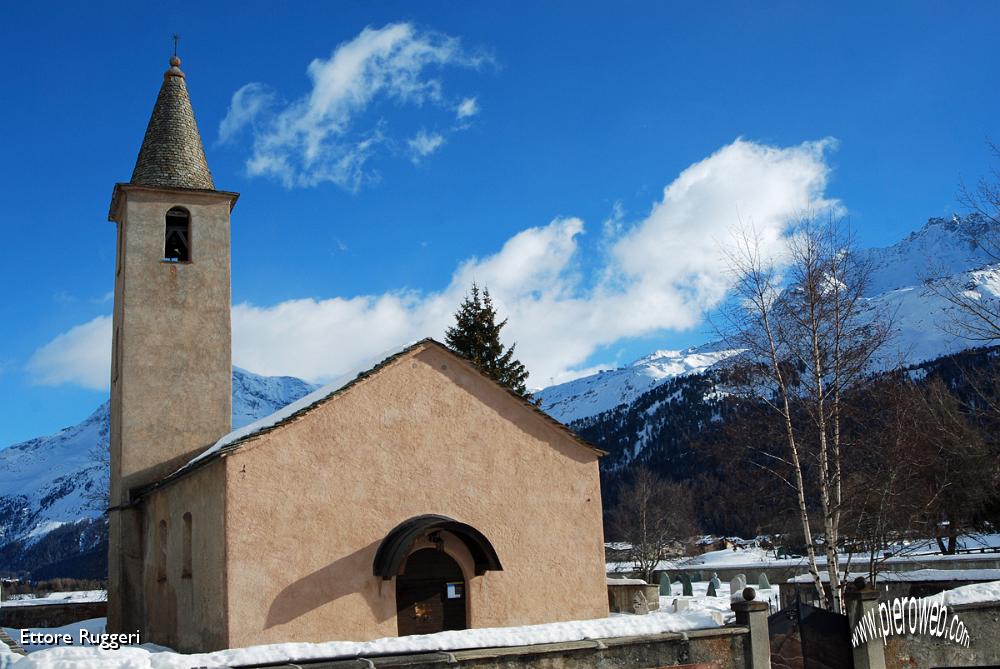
[396,548,467,636]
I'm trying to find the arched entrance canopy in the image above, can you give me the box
[373,514,503,580]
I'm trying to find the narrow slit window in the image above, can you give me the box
[182,512,193,578]
[116,223,124,275]
[164,207,190,262]
[112,327,120,383]
[157,519,168,582]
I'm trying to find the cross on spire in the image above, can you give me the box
[172,34,180,58]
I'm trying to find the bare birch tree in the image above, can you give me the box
[722,217,891,612]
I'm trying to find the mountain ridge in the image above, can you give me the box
[0,368,317,576]
[539,214,1000,423]
[4,213,1000,575]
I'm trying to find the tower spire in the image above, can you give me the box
[129,49,215,190]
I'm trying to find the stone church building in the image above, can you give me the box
[106,55,609,653]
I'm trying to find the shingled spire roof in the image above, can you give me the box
[129,55,215,190]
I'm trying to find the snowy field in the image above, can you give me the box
[649,579,781,621]
[608,533,1000,574]
[1,591,106,608]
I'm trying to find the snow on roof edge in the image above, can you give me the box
[136,337,603,500]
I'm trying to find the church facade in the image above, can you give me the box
[107,55,608,654]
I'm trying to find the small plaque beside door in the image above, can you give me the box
[446,581,464,599]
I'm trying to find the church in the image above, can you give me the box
[106,54,609,653]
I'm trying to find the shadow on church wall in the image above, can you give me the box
[265,539,389,628]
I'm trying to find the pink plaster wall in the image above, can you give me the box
[222,343,608,648]
[140,460,229,652]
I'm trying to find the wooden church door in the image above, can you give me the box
[396,548,467,636]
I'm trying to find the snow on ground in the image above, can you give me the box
[885,533,1000,554]
[0,582,781,667]
[607,533,1000,575]
[1,636,19,669]
[682,546,773,568]
[940,580,1000,606]
[661,580,781,618]
[2,591,106,608]
[3,618,107,654]
[605,542,631,551]
[2,608,724,668]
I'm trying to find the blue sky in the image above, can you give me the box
[1,1,998,445]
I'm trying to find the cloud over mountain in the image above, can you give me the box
[29,138,836,390]
[27,315,112,391]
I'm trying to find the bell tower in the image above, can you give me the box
[107,53,238,631]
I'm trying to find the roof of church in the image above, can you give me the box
[129,55,215,190]
[133,339,604,500]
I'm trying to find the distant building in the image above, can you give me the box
[107,54,608,653]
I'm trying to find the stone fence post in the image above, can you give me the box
[845,579,886,669]
[732,587,771,669]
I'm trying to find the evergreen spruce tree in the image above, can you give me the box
[445,283,533,401]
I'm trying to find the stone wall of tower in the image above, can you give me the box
[107,184,235,632]
[109,186,235,504]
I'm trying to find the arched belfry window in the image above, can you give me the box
[164,207,191,262]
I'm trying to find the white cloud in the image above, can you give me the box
[27,315,111,391]
[408,130,446,163]
[218,23,486,189]
[29,138,836,391]
[217,83,276,145]
[602,200,626,239]
[456,97,479,119]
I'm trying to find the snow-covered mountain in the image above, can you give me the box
[862,214,996,296]
[540,215,1000,423]
[5,214,1000,574]
[539,344,742,424]
[0,368,317,573]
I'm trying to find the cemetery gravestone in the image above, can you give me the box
[659,573,672,596]
[680,573,693,596]
[730,576,744,598]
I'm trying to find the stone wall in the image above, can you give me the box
[781,577,997,609]
[885,601,1000,669]
[230,627,750,669]
[0,602,106,629]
